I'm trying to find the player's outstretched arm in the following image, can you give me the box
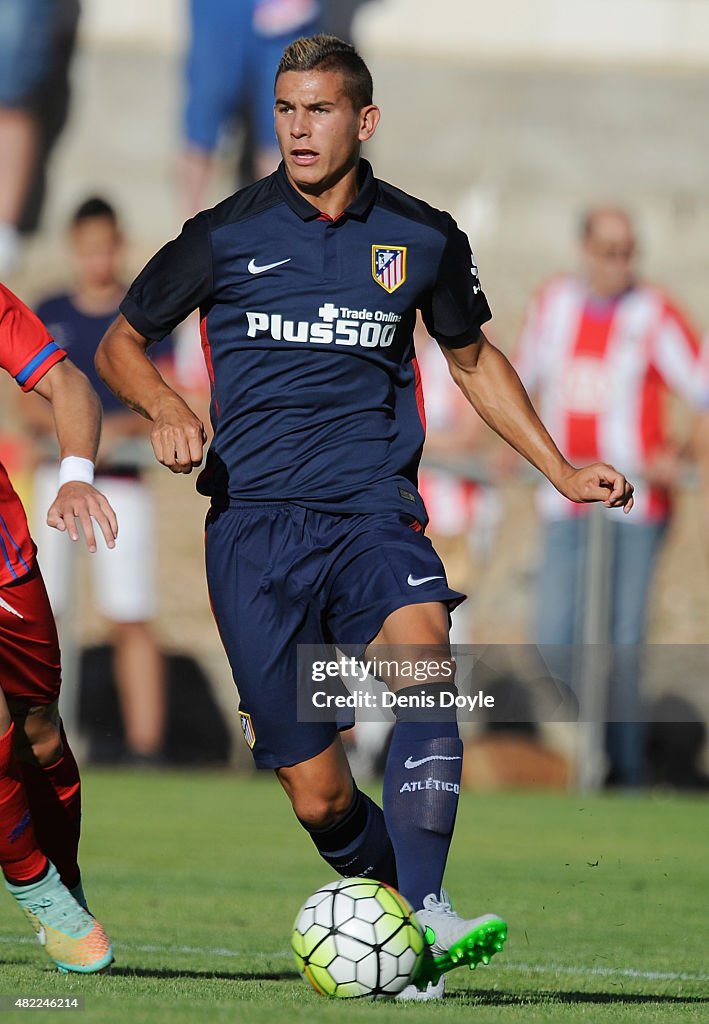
[96,314,206,474]
[441,332,634,512]
[32,359,118,551]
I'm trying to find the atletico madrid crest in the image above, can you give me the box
[239,711,256,749]
[372,245,407,293]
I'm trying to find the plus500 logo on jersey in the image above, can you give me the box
[245,303,401,348]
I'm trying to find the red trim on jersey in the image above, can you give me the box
[412,356,426,435]
[199,314,218,415]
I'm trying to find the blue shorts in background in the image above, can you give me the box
[205,502,463,769]
[184,0,322,152]
[0,0,58,106]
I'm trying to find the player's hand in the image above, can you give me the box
[47,483,119,552]
[150,395,207,474]
[555,462,635,513]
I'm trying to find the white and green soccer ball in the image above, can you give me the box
[291,878,425,998]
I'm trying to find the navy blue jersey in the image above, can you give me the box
[121,160,491,522]
[36,293,173,415]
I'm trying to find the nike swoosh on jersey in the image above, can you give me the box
[247,257,292,274]
[407,574,444,586]
[404,754,462,769]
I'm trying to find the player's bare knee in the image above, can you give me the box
[14,702,63,766]
[292,786,354,830]
[29,727,64,766]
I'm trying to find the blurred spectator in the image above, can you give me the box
[180,0,322,216]
[18,0,80,236]
[20,197,171,765]
[0,0,79,273]
[416,318,500,644]
[323,0,377,40]
[516,206,706,787]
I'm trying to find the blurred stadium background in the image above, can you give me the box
[1,0,709,783]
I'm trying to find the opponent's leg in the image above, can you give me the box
[1,568,112,971]
[0,691,112,973]
[12,703,82,897]
[0,692,47,885]
[277,736,397,887]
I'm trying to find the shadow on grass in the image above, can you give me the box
[106,971,709,1005]
[446,989,709,1007]
[109,966,299,982]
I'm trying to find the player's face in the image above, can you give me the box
[582,213,636,298]
[70,217,123,290]
[274,70,379,201]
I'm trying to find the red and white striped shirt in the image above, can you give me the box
[417,337,483,535]
[516,275,705,522]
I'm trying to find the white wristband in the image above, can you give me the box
[58,456,95,487]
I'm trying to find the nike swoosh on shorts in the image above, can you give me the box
[0,594,23,618]
[407,574,444,587]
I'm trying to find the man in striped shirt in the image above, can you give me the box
[516,206,705,785]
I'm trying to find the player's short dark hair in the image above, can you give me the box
[275,34,373,109]
[70,196,118,228]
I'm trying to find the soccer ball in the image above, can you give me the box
[291,878,425,998]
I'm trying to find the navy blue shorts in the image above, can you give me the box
[205,502,464,769]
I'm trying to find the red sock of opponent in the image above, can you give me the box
[0,723,48,884]
[18,725,81,889]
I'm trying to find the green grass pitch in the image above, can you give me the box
[0,770,707,1023]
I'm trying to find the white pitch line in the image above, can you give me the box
[499,962,709,984]
[1,934,707,984]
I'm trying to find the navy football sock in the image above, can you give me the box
[300,785,398,887]
[383,685,462,910]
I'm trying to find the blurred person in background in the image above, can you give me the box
[322,0,377,41]
[21,197,171,766]
[516,206,706,787]
[0,280,115,972]
[180,0,322,216]
[416,316,500,645]
[0,0,79,274]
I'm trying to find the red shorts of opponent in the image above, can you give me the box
[0,563,61,705]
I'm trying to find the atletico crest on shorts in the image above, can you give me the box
[239,711,256,749]
[372,245,407,293]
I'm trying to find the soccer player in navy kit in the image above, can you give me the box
[96,36,634,998]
